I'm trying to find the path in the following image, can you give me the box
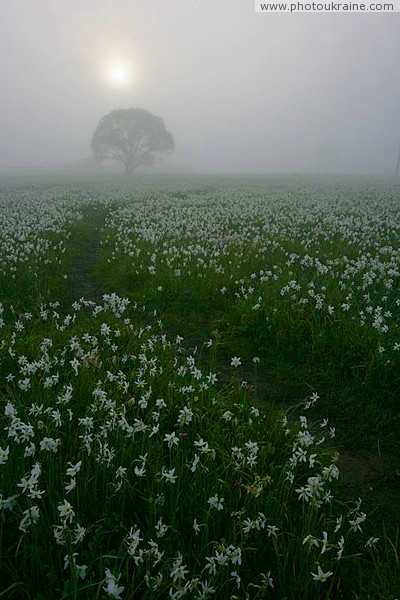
[68,205,108,303]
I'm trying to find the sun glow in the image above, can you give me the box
[104,59,134,88]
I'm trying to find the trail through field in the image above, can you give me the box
[64,200,400,540]
[69,206,107,302]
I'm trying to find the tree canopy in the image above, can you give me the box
[91,108,175,175]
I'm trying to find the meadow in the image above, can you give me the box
[0,176,399,599]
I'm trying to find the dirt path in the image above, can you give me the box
[65,205,400,539]
[68,206,108,303]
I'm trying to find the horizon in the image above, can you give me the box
[1,1,400,176]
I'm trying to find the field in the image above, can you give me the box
[0,175,399,599]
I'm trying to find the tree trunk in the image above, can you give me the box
[395,139,400,177]
[125,163,134,176]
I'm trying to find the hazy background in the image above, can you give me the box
[1,0,399,175]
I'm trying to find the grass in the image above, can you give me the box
[0,176,399,598]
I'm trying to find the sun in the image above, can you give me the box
[105,59,133,88]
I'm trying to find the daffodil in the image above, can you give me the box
[311,564,333,582]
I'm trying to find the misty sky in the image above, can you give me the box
[1,0,400,174]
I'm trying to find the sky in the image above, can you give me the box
[1,0,400,174]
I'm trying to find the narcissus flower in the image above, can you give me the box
[311,564,333,582]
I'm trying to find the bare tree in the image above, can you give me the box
[91,108,175,175]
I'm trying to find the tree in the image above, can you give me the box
[91,108,175,175]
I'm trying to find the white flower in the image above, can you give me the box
[334,516,343,533]
[19,505,40,532]
[70,358,80,375]
[0,494,18,511]
[170,562,189,583]
[125,527,142,556]
[230,357,242,368]
[194,438,210,453]
[177,406,193,426]
[39,437,60,453]
[0,445,10,465]
[303,534,319,549]
[103,568,124,599]
[222,411,233,421]
[73,524,86,545]
[207,494,224,511]
[116,466,127,479]
[53,525,67,546]
[155,517,169,538]
[149,424,160,437]
[5,401,16,416]
[164,432,179,449]
[76,563,88,580]
[322,464,339,481]
[58,500,75,523]
[24,442,36,457]
[311,565,333,582]
[266,525,279,538]
[349,512,366,532]
[66,461,82,477]
[365,536,380,549]
[190,453,200,472]
[260,571,274,589]
[161,468,177,484]
[193,518,201,534]
[336,536,345,560]
[197,580,216,598]
[320,531,328,554]
[295,486,311,502]
[65,478,76,494]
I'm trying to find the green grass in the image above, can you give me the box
[0,177,399,598]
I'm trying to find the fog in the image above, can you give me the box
[1,0,399,175]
